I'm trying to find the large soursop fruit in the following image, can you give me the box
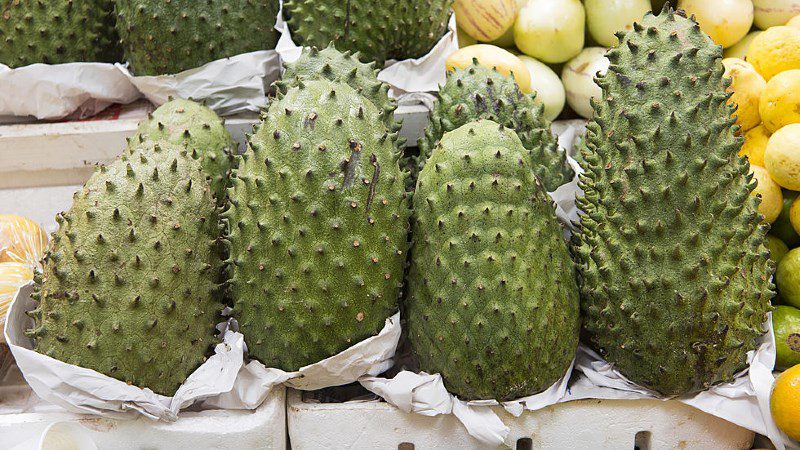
[572,8,773,396]
[276,44,400,133]
[115,0,279,75]
[29,142,222,396]
[283,0,452,63]
[225,79,410,370]
[407,119,580,401]
[419,62,573,192]
[133,99,236,204]
[0,0,120,67]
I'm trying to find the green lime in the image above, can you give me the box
[774,305,800,370]
[767,235,790,265]
[771,190,800,248]
[777,248,800,308]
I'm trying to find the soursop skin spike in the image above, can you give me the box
[419,61,573,192]
[0,0,120,67]
[30,142,223,396]
[115,0,279,75]
[283,0,452,64]
[225,79,410,371]
[133,98,237,204]
[407,120,580,401]
[572,8,773,396]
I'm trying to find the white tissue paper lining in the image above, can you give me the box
[274,8,458,107]
[0,63,140,121]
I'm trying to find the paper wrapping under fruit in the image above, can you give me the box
[275,8,458,107]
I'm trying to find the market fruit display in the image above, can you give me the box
[760,69,800,132]
[133,99,237,204]
[225,79,410,371]
[453,0,516,42]
[0,0,120,68]
[115,0,280,75]
[765,123,800,189]
[751,165,783,223]
[584,0,651,47]
[724,31,763,59]
[562,47,610,119]
[445,45,532,94]
[572,8,772,396]
[420,61,573,192]
[747,26,800,80]
[740,124,771,167]
[771,363,800,441]
[284,0,453,64]
[29,141,223,396]
[774,305,800,369]
[0,215,48,269]
[514,0,585,64]
[722,58,766,132]
[753,0,800,29]
[678,0,754,48]
[518,55,566,122]
[407,120,580,400]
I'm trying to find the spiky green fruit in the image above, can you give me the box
[572,8,773,396]
[276,44,400,133]
[0,0,120,68]
[115,0,280,75]
[407,120,580,401]
[225,79,410,370]
[29,142,222,396]
[419,62,573,192]
[283,0,452,64]
[133,99,236,204]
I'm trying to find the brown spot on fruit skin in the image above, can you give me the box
[788,333,800,352]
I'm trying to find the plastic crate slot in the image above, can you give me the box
[398,443,415,450]
[634,430,652,450]
[516,437,533,450]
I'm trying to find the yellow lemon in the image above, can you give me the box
[679,0,754,48]
[765,123,800,190]
[751,165,784,223]
[771,364,800,441]
[724,31,763,60]
[761,69,800,133]
[723,58,767,132]
[740,125,772,166]
[446,44,532,93]
[748,26,800,80]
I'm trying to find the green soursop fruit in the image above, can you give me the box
[225,79,410,370]
[283,0,452,63]
[572,8,773,396]
[407,120,580,401]
[133,99,236,204]
[29,142,222,396]
[0,0,120,67]
[115,0,280,75]
[419,62,573,192]
[276,44,400,133]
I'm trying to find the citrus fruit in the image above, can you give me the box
[760,69,800,133]
[748,26,800,80]
[751,165,784,223]
[765,124,800,190]
[771,363,800,441]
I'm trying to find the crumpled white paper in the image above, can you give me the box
[274,9,457,105]
[4,283,246,422]
[0,63,140,121]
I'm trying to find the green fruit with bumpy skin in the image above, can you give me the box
[276,44,400,133]
[408,119,580,400]
[115,0,279,75]
[29,142,222,396]
[0,0,120,67]
[284,0,452,63]
[225,80,410,370]
[572,8,773,396]
[133,99,236,204]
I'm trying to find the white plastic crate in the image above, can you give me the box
[286,389,755,450]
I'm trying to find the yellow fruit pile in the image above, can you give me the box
[0,215,47,333]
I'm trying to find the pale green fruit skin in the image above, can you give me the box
[753,0,800,30]
[678,0,754,48]
[514,0,585,64]
[778,248,800,308]
[585,0,652,48]
[519,55,566,121]
[724,31,764,60]
[561,47,609,119]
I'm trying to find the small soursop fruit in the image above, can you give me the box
[0,0,120,67]
[115,0,279,75]
[284,0,452,63]
[419,61,573,192]
[572,8,773,396]
[29,142,223,396]
[276,44,400,133]
[225,79,410,370]
[133,99,236,204]
[407,119,580,401]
